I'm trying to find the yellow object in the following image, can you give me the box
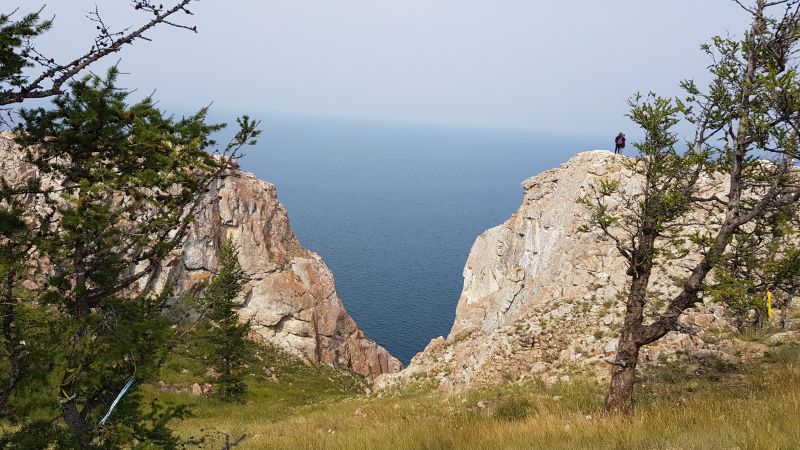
[766,289,773,318]
[60,388,75,401]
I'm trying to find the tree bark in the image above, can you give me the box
[604,238,653,413]
[604,332,640,414]
[62,398,91,449]
[780,290,792,329]
[0,268,21,414]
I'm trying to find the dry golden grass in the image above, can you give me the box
[158,345,800,449]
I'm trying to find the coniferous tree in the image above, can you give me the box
[0,170,33,416]
[0,68,259,448]
[201,238,250,401]
[0,2,262,446]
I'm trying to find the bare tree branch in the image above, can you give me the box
[0,0,197,106]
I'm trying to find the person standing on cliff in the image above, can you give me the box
[614,132,626,155]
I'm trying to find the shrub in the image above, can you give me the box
[494,397,532,421]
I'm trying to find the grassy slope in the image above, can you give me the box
[153,336,800,450]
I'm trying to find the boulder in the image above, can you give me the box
[768,331,800,346]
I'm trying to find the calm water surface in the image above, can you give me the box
[237,115,604,364]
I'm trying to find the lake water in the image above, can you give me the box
[239,115,604,364]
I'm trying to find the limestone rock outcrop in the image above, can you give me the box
[0,132,401,379]
[377,150,785,391]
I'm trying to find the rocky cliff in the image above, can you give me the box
[142,168,402,378]
[378,150,786,391]
[0,132,401,379]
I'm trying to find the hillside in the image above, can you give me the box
[154,332,800,449]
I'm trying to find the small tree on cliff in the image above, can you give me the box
[199,238,251,401]
[580,0,800,414]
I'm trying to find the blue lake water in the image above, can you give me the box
[238,115,604,364]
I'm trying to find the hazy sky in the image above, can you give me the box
[28,1,751,135]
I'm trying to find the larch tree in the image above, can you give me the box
[710,203,800,329]
[580,0,800,414]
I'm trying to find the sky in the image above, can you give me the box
[25,0,752,135]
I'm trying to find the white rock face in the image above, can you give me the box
[450,151,630,339]
[377,150,770,391]
[0,132,401,379]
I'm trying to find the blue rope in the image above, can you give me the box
[99,376,135,426]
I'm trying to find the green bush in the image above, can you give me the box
[494,397,532,421]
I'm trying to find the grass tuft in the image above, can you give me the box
[494,398,532,421]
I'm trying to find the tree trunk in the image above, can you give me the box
[73,236,89,317]
[62,398,91,449]
[0,268,21,413]
[604,252,651,414]
[780,290,792,329]
[603,332,640,414]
